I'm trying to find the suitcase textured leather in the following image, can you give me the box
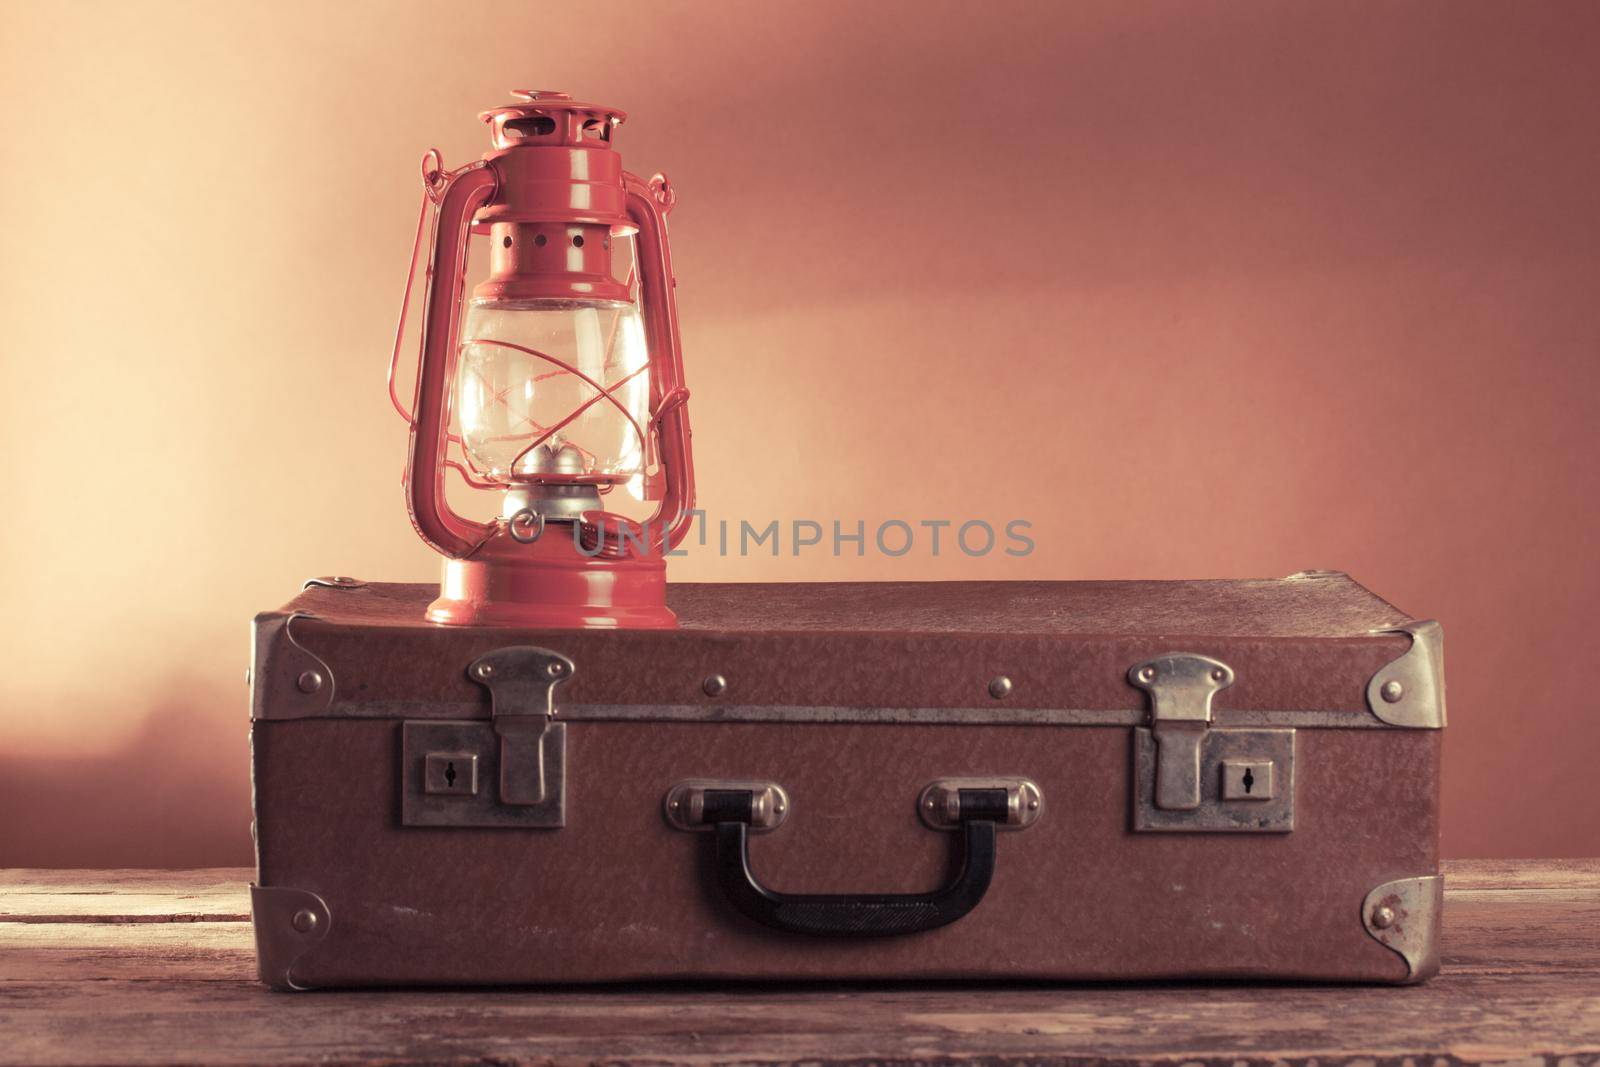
[249,573,1445,989]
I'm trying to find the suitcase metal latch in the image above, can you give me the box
[400,646,572,828]
[471,647,569,808]
[1129,653,1295,832]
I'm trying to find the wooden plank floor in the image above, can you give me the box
[1,861,1597,1066]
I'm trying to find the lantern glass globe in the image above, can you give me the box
[456,297,650,486]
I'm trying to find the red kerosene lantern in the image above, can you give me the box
[389,90,694,628]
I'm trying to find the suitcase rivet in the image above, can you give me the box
[295,670,324,694]
[1371,904,1397,929]
[290,908,319,933]
[988,676,1013,699]
[702,674,727,697]
[1380,680,1405,703]
[1210,667,1226,682]
[1138,666,1157,683]
[545,662,566,678]
[473,662,495,681]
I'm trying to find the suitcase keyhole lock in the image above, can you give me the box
[444,761,457,788]
[1242,767,1254,794]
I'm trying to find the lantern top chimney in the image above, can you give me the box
[480,89,627,151]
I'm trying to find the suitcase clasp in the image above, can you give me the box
[1129,653,1296,833]
[1129,653,1233,811]
[399,646,572,828]
[469,646,573,808]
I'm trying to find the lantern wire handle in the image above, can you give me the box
[387,185,432,427]
[389,149,474,438]
[652,386,690,427]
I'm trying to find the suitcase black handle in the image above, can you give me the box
[664,779,1039,937]
[713,818,996,937]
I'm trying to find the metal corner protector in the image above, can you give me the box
[1362,874,1443,983]
[250,611,336,720]
[251,884,331,991]
[1366,619,1446,728]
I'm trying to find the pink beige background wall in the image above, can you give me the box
[3,1,1596,865]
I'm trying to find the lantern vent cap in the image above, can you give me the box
[481,90,626,150]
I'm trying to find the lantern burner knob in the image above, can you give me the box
[511,89,572,102]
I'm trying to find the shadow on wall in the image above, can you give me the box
[0,700,254,868]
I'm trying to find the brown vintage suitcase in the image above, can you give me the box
[248,572,1444,989]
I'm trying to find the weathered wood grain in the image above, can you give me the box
[0,862,1596,1066]
[0,976,1596,1067]
[0,868,248,922]
[0,922,253,981]
[1443,856,1600,886]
